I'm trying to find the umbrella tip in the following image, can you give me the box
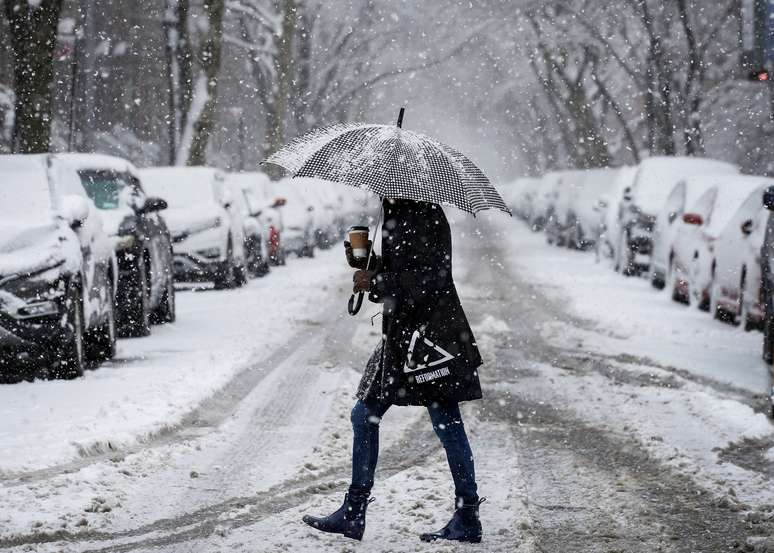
[397,107,405,129]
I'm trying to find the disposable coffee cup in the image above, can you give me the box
[348,226,370,259]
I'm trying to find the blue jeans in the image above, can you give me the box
[348,399,478,502]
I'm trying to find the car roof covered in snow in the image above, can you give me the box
[139,166,226,208]
[632,156,738,215]
[55,153,140,178]
[0,155,56,224]
[691,174,774,238]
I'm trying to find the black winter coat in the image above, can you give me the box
[356,199,483,406]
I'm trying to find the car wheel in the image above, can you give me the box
[151,272,176,324]
[86,281,117,362]
[118,253,151,337]
[213,239,237,290]
[56,285,86,379]
[650,271,666,290]
[235,264,248,286]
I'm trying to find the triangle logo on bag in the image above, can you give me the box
[403,329,456,374]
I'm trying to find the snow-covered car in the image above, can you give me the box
[0,154,117,380]
[670,176,765,311]
[273,179,316,258]
[226,176,270,278]
[530,171,565,232]
[139,167,247,289]
[284,178,343,250]
[58,154,176,337]
[561,168,622,250]
[502,177,541,220]
[545,170,582,247]
[232,171,287,265]
[711,181,773,328]
[758,187,774,367]
[615,157,738,276]
[599,166,637,264]
[650,175,740,290]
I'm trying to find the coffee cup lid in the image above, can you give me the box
[348,225,369,232]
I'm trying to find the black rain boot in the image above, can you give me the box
[419,497,485,543]
[302,493,373,541]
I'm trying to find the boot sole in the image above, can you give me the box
[419,534,481,543]
[303,518,364,541]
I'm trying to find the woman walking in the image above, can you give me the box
[302,197,484,543]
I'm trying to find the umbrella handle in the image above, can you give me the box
[348,292,364,316]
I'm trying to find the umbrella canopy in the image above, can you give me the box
[263,117,511,216]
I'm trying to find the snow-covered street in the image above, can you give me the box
[2,213,773,552]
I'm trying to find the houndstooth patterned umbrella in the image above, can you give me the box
[263,112,511,216]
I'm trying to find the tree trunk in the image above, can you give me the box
[5,0,64,153]
[178,0,225,166]
[266,0,297,157]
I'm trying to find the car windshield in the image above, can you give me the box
[0,159,54,224]
[78,171,123,210]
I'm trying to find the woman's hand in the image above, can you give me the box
[353,270,374,293]
[344,240,373,269]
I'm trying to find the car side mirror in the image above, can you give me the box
[223,201,232,209]
[59,195,90,229]
[272,197,287,208]
[741,219,754,236]
[682,213,703,226]
[250,209,263,217]
[139,196,168,213]
[763,187,774,211]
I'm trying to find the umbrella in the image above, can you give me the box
[262,108,511,216]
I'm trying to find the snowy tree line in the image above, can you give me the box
[0,0,772,176]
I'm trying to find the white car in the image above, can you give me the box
[615,157,738,276]
[670,176,766,310]
[599,166,637,264]
[562,168,622,250]
[139,167,247,289]
[273,178,317,258]
[530,171,566,232]
[711,179,774,328]
[650,175,735,289]
[226,175,270,277]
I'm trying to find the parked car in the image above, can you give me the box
[711,183,773,328]
[599,166,637,264]
[139,167,247,289]
[650,175,739,289]
[563,168,622,251]
[0,154,117,379]
[759,188,774,364]
[545,170,582,247]
[670,177,765,311]
[274,179,317,258]
[226,176,270,277]
[58,154,176,337]
[233,171,287,265]
[615,157,738,276]
[530,171,565,232]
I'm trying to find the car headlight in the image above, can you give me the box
[15,300,60,319]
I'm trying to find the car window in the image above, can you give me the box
[78,170,123,210]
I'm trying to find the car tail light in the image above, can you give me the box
[682,213,703,225]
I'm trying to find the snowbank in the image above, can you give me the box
[0,247,350,474]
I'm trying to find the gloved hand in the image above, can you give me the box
[353,270,375,293]
[344,240,373,270]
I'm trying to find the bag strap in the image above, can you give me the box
[348,292,365,315]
